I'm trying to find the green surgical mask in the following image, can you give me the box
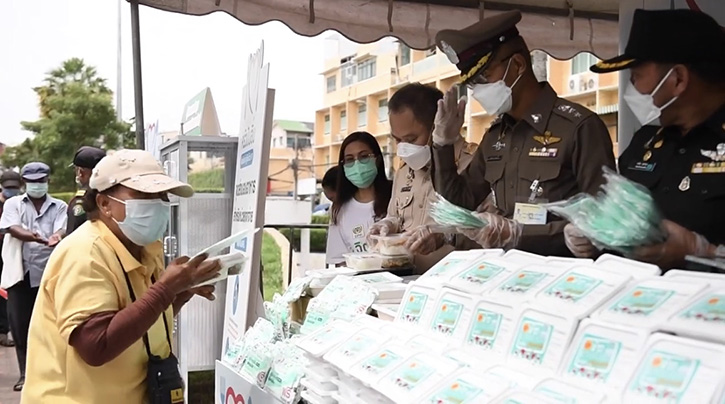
[344,160,378,188]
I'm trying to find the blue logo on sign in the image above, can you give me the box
[235,237,248,252]
[240,149,254,168]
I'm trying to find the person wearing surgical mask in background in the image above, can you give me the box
[368,83,477,274]
[430,10,616,257]
[22,149,221,403]
[0,162,67,391]
[0,170,23,349]
[326,132,393,265]
[66,146,106,235]
[565,9,725,270]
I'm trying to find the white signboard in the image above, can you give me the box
[222,42,274,353]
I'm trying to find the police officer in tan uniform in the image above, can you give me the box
[66,146,106,235]
[369,83,477,273]
[431,11,616,257]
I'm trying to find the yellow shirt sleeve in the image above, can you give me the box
[50,245,122,342]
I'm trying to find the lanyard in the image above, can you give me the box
[118,254,173,358]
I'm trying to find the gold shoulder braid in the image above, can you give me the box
[594,59,635,70]
[459,52,492,83]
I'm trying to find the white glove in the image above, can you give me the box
[457,212,522,249]
[564,223,599,258]
[432,87,467,146]
[368,217,401,238]
[404,225,445,255]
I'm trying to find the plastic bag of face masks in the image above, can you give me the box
[265,342,308,403]
[429,193,488,229]
[545,167,665,254]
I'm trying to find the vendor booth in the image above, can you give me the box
[122,0,725,403]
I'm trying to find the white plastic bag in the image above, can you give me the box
[1,234,24,289]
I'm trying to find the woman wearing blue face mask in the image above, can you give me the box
[326,132,393,265]
[22,149,222,404]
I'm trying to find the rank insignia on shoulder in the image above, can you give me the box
[556,104,582,119]
[528,147,558,158]
[691,161,725,174]
[701,143,725,162]
[73,204,85,217]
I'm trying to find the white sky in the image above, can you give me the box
[0,0,327,146]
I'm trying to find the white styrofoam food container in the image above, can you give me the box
[501,249,547,265]
[620,333,725,403]
[506,306,579,376]
[394,283,437,326]
[592,277,709,331]
[415,250,486,286]
[426,287,475,341]
[534,378,606,403]
[323,327,390,370]
[594,254,661,279]
[491,389,560,404]
[346,343,418,387]
[444,256,525,295]
[376,352,460,403]
[414,369,512,403]
[534,265,630,319]
[663,269,725,286]
[461,298,517,365]
[488,264,568,306]
[296,320,360,357]
[662,286,725,344]
[559,319,650,394]
[483,365,547,390]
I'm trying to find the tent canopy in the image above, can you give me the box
[136,0,620,60]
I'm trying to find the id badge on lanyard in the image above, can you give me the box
[513,179,548,225]
[120,257,184,404]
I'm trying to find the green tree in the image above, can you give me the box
[1,58,133,191]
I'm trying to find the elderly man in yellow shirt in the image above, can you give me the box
[22,150,222,404]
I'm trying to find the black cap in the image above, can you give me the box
[72,146,106,169]
[591,9,725,73]
[0,171,21,188]
[21,162,50,181]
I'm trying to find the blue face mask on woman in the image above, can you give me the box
[109,196,170,246]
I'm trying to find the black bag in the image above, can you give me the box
[122,268,184,404]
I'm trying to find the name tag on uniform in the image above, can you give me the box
[513,203,547,225]
[528,147,558,158]
[401,186,412,192]
[691,162,725,174]
[487,155,503,162]
[628,161,656,172]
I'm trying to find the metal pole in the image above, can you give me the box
[116,0,123,121]
[130,0,145,149]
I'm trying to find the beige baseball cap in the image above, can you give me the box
[90,149,194,197]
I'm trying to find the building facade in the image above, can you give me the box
[268,120,315,196]
[313,35,620,179]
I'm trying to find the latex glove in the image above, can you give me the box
[432,87,467,146]
[457,212,522,249]
[631,220,713,270]
[368,217,401,238]
[564,223,599,258]
[476,193,499,214]
[404,225,445,255]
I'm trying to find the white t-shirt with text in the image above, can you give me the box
[325,198,375,265]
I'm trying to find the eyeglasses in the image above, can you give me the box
[465,55,514,89]
[341,152,375,167]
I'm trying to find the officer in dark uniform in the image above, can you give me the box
[66,146,106,235]
[565,9,725,270]
[431,10,616,256]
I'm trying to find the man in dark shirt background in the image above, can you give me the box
[66,146,106,235]
[0,170,21,347]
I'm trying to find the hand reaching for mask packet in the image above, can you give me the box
[564,223,600,258]
[457,212,522,249]
[631,220,713,270]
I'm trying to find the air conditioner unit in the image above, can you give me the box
[569,79,576,91]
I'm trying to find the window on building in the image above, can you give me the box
[286,137,296,149]
[324,115,330,134]
[326,75,336,93]
[358,103,367,127]
[340,110,347,131]
[341,62,357,87]
[378,98,388,122]
[571,53,597,75]
[399,43,411,66]
[357,58,377,81]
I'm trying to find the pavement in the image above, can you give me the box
[0,345,20,404]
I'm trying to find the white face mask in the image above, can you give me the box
[396,142,431,171]
[26,183,48,199]
[471,58,522,116]
[109,196,170,246]
[623,68,678,126]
